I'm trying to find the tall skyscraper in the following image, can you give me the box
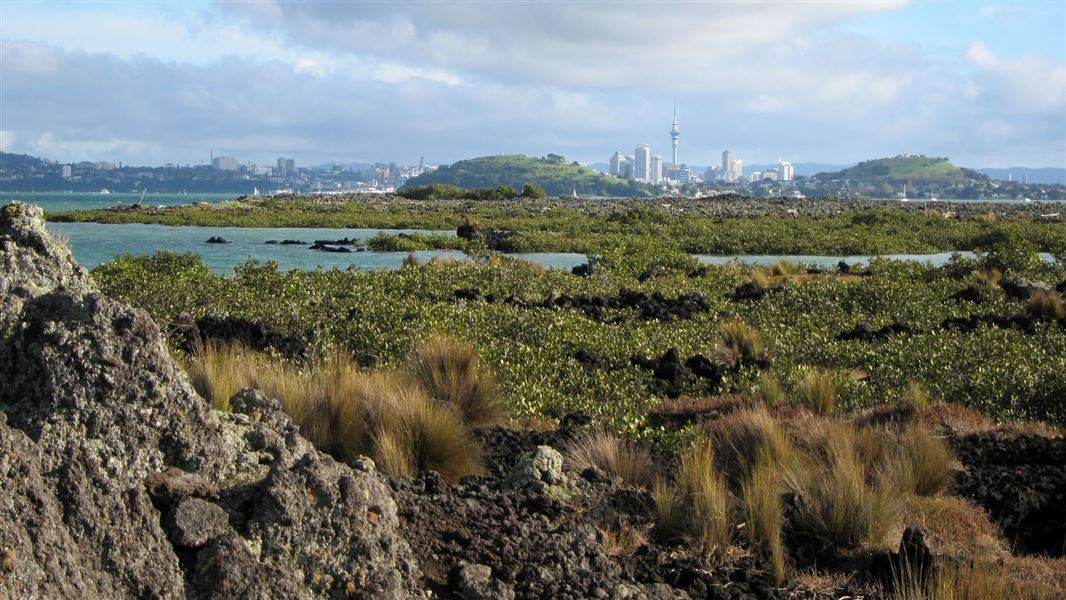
[212,156,239,171]
[670,108,680,170]
[276,157,295,177]
[722,151,736,182]
[778,161,794,182]
[609,151,625,176]
[634,144,651,181]
[651,155,663,184]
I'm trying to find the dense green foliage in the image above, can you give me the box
[93,248,1066,431]
[816,155,983,184]
[400,155,656,197]
[50,198,1066,256]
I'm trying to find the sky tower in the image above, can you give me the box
[670,106,680,170]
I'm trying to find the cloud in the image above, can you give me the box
[965,40,1066,112]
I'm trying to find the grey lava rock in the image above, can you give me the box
[509,445,566,491]
[0,202,424,598]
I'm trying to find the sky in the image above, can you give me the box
[1,1,1064,169]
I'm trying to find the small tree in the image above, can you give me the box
[521,183,547,199]
[494,185,517,200]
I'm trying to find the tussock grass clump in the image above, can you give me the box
[742,454,787,583]
[714,320,765,369]
[900,381,932,411]
[783,428,900,554]
[1025,289,1065,321]
[707,406,796,485]
[797,369,837,416]
[428,255,469,268]
[402,253,420,267]
[652,477,687,544]
[185,342,258,411]
[893,559,1016,600]
[881,423,953,497]
[403,334,503,427]
[184,343,486,481]
[678,442,733,554]
[757,372,785,406]
[564,430,656,488]
[972,268,1002,290]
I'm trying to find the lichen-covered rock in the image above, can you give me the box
[0,202,423,598]
[509,445,566,491]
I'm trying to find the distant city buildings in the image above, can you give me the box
[276,157,295,177]
[722,151,743,182]
[633,144,651,181]
[670,109,680,169]
[779,160,794,182]
[62,165,72,178]
[212,156,239,171]
[652,155,663,184]
[95,161,115,171]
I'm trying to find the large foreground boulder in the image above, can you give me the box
[0,203,422,598]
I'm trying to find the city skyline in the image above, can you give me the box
[1,2,1064,168]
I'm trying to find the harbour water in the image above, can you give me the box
[45,222,1055,275]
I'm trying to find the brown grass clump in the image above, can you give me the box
[402,253,420,267]
[647,394,757,427]
[714,320,766,369]
[880,423,953,497]
[742,454,787,583]
[923,403,1063,438]
[564,430,657,488]
[402,334,503,427]
[652,477,687,544]
[706,406,797,485]
[1025,289,1065,321]
[796,369,837,416]
[428,255,469,268]
[901,496,1007,560]
[678,442,733,554]
[599,524,648,558]
[900,381,932,411]
[783,428,900,553]
[973,268,1002,290]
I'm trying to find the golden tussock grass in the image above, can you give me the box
[782,425,900,553]
[880,423,953,497]
[796,368,837,416]
[1025,289,1065,321]
[563,429,657,488]
[678,441,733,555]
[184,339,490,481]
[714,320,765,369]
[742,453,787,584]
[757,372,786,406]
[707,406,797,485]
[652,476,688,544]
[402,253,420,267]
[402,334,504,427]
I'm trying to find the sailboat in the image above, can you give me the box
[252,187,260,197]
[899,183,909,202]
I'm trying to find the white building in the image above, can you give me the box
[732,158,743,182]
[253,165,273,176]
[778,161,794,182]
[721,150,743,182]
[750,172,762,183]
[212,156,239,171]
[633,144,651,181]
[276,157,295,177]
[651,155,663,184]
[609,151,625,176]
[62,165,72,178]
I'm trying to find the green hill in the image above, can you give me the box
[815,155,986,184]
[401,155,657,197]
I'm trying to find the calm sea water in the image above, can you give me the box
[45,222,1054,276]
[0,192,238,213]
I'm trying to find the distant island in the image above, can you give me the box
[813,156,982,185]
[400,154,657,198]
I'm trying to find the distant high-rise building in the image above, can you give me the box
[634,144,651,181]
[212,156,239,171]
[670,108,680,170]
[609,151,625,176]
[95,161,115,171]
[253,165,273,176]
[733,158,743,182]
[722,151,736,182]
[676,164,693,183]
[419,156,425,173]
[276,157,295,177]
[621,157,633,179]
[61,165,72,178]
[750,172,762,183]
[652,155,663,184]
[778,161,794,182]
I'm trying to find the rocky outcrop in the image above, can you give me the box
[0,202,422,598]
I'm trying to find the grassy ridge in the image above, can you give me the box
[401,154,656,197]
[816,155,980,184]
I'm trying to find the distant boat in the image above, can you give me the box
[252,187,260,196]
[572,187,578,198]
[138,189,146,203]
[1025,197,1033,202]
[899,183,909,202]
[99,188,111,195]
